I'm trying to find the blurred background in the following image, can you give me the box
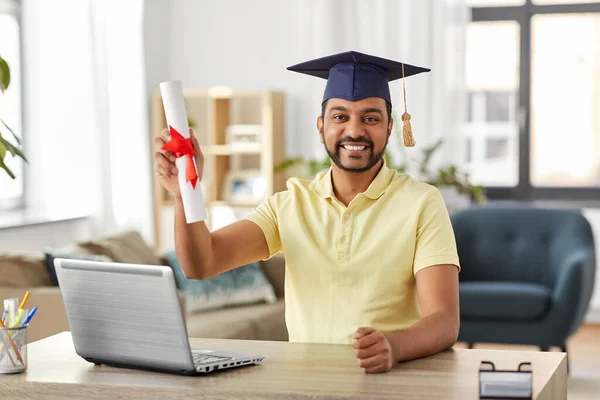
[0,0,599,397]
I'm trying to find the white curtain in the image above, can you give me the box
[22,0,153,243]
[294,0,469,174]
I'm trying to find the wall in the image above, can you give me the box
[0,218,92,253]
[162,0,321,159]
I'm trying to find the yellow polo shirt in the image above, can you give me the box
[245,163,460,344]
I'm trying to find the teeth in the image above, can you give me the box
[343,145,366,151]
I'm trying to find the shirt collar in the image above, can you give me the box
[311,159,395,200]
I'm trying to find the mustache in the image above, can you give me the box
[335,137,374,147]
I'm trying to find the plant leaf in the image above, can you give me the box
[0,151,15,179]
[273,157,304,174]
[0,140,6,160]
[0,135,27,162]
[0,55,10,93]
[0,119,21,145]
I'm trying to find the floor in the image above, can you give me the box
[455,324,600,399]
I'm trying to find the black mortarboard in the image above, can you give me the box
[287,50,430,147]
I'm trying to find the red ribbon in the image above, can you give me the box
[161,126,198,189]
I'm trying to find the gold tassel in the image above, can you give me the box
[402,112,415,147]
[401,63,415,147]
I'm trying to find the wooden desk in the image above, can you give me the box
[0,332,566,399]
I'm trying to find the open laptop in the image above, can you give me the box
[53,258,265,375]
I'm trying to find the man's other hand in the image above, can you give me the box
[352,327,394,373]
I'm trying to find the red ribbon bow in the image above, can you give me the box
[161,126,199,189]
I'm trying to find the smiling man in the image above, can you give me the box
[154,50,460,374]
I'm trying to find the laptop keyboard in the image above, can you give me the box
[192,353,233,366]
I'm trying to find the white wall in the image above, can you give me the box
[143,0,171,110]
[157,0,321,159]
[0,218,92,253]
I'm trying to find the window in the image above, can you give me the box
[466,0,600,200]
[0,0,23,210]
[464,21,520,186]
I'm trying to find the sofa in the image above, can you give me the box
[452,206,596,354]
[0,231,288,344]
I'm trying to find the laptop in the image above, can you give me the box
[54,258,265,375]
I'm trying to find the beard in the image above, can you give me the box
[324,136,388,173]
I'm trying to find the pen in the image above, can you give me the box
[0,319,24,364]
[10,291,30,327]
[1,310,6,324]
[20,307,37,327]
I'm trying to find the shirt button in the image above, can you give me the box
[340,236,346,243]
[344,214,351,220]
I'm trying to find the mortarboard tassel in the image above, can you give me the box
[401,63,415,147]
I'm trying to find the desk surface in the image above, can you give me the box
[0,332,566,400]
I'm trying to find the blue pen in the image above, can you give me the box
[1,310,6,324]
[20,307,37,326]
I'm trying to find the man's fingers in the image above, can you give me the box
[154,137,176,162]
[189,129,203,156]
[161,128,171,143]
[353,332,380,349]
[357,354,382,369]
[154,136,165,146]
[353,327,376,340]
[355,346,379,360]
[154,153,177,174]
[364,364,388,374]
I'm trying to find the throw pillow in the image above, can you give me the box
[0,253,53,287]
[44,247,113,286]
[78,231,162,266]
[164,250,277,314]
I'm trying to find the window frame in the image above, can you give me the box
[471,0,600,201]
[0,0,25,211]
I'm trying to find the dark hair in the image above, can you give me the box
[321,99,393,122]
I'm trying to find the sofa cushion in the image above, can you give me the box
[164,250,277,314]
[460,282,551,320]
[78,231,162,265]
[0,253,52,287]
[44,246,113,286]
[185,299,287,341]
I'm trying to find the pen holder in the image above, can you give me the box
[0,325,27,374]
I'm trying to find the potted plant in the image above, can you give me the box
[274,116,485,209]
[0,54,27,179]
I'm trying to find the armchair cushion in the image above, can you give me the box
[460,281,551,320]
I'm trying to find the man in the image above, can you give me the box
[154,51,460,374]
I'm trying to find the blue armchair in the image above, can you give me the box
[451,206,596,355]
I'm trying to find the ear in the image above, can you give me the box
[317,116,324,143]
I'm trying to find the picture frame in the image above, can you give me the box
[222,169,267,204]
[226,124,263,152]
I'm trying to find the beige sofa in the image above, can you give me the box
[0,231,288,343]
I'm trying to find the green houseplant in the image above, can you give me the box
[0,54,27,179]
[274,117,486,205]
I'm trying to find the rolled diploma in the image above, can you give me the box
[159,80,207,223]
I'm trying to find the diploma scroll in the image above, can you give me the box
[159,80,207,223]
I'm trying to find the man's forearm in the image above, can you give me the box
[174,195,213,279]
[386,311,459,363]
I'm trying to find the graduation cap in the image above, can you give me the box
[287,50,430,147]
